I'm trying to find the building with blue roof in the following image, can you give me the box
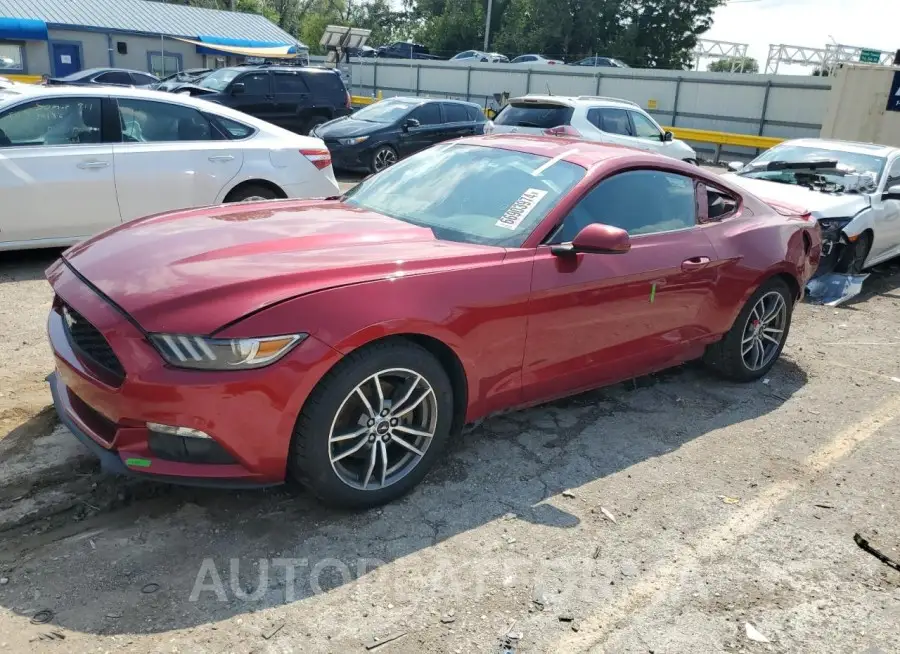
[0,0,306,79]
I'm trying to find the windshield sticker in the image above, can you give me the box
[496,188,549,230]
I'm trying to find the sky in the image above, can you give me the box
[705,0,899,74]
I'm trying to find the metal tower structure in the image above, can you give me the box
[765,43,896,74]
[693,39,751,72]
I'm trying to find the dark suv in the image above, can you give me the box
[181,64,352,134]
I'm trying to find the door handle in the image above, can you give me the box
[76,160,109,169]
[208,155,235,162]
[681,256,711,271]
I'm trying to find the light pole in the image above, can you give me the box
[483,0,493,52]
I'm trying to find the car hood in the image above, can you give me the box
[721,173,869,218]
[60,200,503,335]
[316,116,381,138]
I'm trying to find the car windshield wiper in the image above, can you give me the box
[744,159,841,172]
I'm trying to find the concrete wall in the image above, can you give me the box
[333,57,833,158]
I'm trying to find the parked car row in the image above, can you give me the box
[356,40,629,67]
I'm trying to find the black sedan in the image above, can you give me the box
[311,97,488,174]
[46,67,159,88]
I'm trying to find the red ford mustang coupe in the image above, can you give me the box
[46,136,821,508]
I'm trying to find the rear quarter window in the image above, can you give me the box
[303,72,347,98]
[494,103,574,129]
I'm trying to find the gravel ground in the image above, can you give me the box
[2,194,900,653]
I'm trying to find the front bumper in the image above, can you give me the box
[46,261,341,488]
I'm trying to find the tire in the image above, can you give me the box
[370,145,398,174]
[703,277,794,382]
[224,184,280,203]
[836,230,872,275]
[288,340,455,509]
[305,115,329,135]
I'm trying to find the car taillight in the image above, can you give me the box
[544,125,581,137]
[301,148,331,170]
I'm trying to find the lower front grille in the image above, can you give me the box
[60,302,126,384]
[67,390,117,445]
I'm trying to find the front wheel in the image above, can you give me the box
[836,230,872,275]
[370,145,398,174]
[703,277,793,382]
[288,340,454,508]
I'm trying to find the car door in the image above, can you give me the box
[226,72,275,122]
[868,157,900,262]
[627,110,670,155]
[112,97,243,223]
[0,95,119,245]
[398,102,444,156]
[129,72,159,88]
[271,70,310,132]
[522,168,720,403]
[441,102,476,140]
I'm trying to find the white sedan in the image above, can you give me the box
[723,139,900,275]
[0,85,339,251]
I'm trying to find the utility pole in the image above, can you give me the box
[230,0,236,10]
[483,0,493,51]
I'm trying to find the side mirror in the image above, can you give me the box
[662,131,674,142]
[727,161,744,172]
[230,82,245,95]
[884,184,900,201]
[404,117,420,130]
[551,223,631,256]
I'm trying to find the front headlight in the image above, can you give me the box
[817,217,853,232]
[150,333,306,370]
[338,136,369,145]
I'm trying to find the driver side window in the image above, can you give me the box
[550,169,698,243]
[629,111,662,139]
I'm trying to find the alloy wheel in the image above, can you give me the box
[328,368,437,491]
[373,148,397,172]
[740,291,787,371]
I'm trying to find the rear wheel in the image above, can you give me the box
[305,115,329,135]
[224,184,280,203]
[289,340,454,508]
[703,277,793,382]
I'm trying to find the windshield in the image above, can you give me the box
[738,144,887,191]
[199,69,241,92]
[342,143,585,247]
[494,103,574,129]
[351,100,417,123]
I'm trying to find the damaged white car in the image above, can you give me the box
[724,139,900,277]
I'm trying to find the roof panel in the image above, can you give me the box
[0,0,299,45]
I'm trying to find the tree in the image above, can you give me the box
[708,56,759,73]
